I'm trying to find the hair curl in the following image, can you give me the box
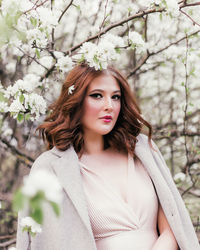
[37,63,152,157]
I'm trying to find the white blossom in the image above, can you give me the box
[26,29,48,48]
[174,172,186,182]
[2,127,13,137]
[166,0,179,17]
[73,39,121,70]
[20,216,42,234]
[128,31,146,52]
[37,7,59,27]
[54,51,65,59]
[101,34,125,48]
[55,56,74,73]
[8,98,25,114]
[39,56,54,69]
[0,101,9,112]
[23,93,47,120]
[21,169,63,204]
[8,247,16,250]
[6,62,16,73]
[4,74,41,99]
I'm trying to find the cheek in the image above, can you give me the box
[83,99,102,117]
[113,102,121,116]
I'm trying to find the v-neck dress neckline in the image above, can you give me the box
[79,153,159,250]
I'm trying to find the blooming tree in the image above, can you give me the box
[0,0,200,247]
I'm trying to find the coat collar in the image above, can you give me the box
[50,145,95,238]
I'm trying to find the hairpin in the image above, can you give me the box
[68,85,75,95]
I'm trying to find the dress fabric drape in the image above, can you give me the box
[79,154,159,250]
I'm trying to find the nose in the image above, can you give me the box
[104,97,113,111]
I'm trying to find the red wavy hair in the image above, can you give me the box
[37,63,152,156]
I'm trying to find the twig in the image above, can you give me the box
[97,0,109,43]
[41,7,165,81]
[58,0,74,23]
[180,1,200,8]
[183,35,190,176]
[180,9,200,27]
[0,238,16,247]
[23,0,49,15]
[0,137,34,166]
[65,7,165,55]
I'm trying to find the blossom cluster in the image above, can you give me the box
[73,34,126,70]
[13,169,63,236]
[22,169,63,204]
[1,74,47,122]
[20,216,42,236]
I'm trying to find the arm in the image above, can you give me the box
[152,202,179,250]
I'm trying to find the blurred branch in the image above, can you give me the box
[97,0,109,43]
[0,192,13,202]
[179,188,200,198]
[0,238,16,248]
[182,36,190,176]
[0,137,34,167]
[23,0,49,15]
[127,29,200,78]
[180,9,200,27]
[179,1,200,8]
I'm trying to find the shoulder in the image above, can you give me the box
[136,133,151,147]
[30,149,59,173]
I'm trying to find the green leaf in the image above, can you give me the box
[189,102,194,107]
[31,207,43,224]
[35,48,40,59]
[78,54,85,63]
[189,67,195,77]
[76,5,81,11]
[30,17,37,27]
[0,92,7,102]
[25,113,31,120]
[49,201,60,217]
[12,189,26,212]
[99,62,103,71]
[19,93,24,104]
[115,47,121,54]
[93,55,99,64]
[17,113,24,122]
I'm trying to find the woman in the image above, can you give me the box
[16,63,200,250]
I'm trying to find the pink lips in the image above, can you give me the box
[100,115,112,123]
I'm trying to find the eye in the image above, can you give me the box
[112,94,121,100]
[89,93,102,99]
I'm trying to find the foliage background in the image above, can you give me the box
[0,0,199,248]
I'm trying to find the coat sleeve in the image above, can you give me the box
[149,136,200,250]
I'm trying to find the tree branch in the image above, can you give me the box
[127,29,200,78]
[0,137,34,167]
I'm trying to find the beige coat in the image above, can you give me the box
[16,134,200,250]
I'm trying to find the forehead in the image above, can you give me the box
[87,74,120,92]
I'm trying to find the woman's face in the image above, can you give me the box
[81,73,121,137]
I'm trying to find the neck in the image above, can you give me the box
[82,131,104,155]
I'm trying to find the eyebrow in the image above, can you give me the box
[89,89,121,94]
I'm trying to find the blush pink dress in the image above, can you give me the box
[79,154,159,250]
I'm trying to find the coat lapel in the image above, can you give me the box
[134,138,178,219]
[50,146,94,238]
